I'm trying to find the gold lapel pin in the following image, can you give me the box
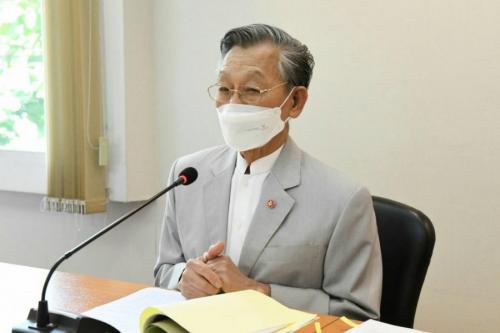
[266,199,277,209]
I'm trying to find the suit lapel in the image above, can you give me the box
[238,138,302,276]
[203,148,236,246]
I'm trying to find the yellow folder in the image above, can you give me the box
[140,290,317,333]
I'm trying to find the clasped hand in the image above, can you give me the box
[178,241,270,299]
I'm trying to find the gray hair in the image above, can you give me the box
[220,24,315,88]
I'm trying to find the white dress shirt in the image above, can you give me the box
[226,146,283,265]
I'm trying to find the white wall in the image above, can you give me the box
[100,0,161,201]
[0,190,163,284]
[0,1,498,332]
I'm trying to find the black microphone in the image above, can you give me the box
[176,167,197,186]
[13,167,198,333]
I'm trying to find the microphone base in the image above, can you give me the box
[12,308,120,333]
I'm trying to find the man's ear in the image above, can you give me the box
[288,86,308,119]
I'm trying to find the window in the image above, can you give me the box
[0,0,45,152]
[0,0,46,194]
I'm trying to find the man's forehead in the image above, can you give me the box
[218,43,281,80]
[218,68,265,79]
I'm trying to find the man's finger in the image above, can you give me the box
[186,259,222,289]
[205,241,225,261]
[181,269,220,297]
[206,255,225,267]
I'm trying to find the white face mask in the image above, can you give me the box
[216,89,294,152]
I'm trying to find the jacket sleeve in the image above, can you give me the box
[153,159,187,289]
[269,186,382,320]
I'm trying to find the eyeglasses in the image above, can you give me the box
[207,82,288,105]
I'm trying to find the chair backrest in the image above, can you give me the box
[372,196,435,328]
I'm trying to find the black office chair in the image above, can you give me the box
[372,196,435,328]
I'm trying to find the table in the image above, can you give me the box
[1,262,355,333]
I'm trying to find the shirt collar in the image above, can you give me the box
[235,145,284,175]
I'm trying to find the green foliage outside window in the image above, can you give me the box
[0,0,44,150]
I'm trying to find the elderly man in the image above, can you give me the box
[154,24,382,320]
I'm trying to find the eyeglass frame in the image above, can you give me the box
[207,82,289,105]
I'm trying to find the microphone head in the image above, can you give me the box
[178,167,198,185]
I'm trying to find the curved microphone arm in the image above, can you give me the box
[35,167,197,328]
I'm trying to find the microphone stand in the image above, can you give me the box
[12,173,192,333]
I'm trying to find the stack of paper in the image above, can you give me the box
[84,287,186,333]
[85,288,316,333]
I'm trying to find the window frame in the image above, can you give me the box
[0,150,46,194]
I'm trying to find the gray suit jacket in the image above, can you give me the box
[154,138,382,320]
